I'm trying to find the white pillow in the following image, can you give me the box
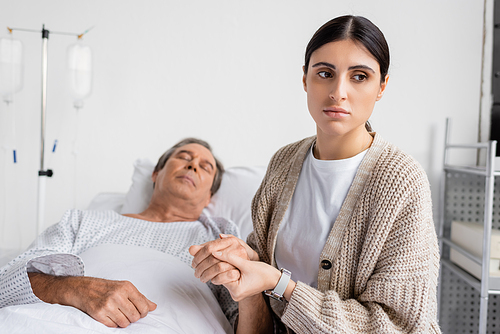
[120,158,266,241]
[88,193,126,212]
[120,158,155,215]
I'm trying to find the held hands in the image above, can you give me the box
[189,234,258,285]
[190,234,287,301]
[28,273,157,328]
[211,250,282,301]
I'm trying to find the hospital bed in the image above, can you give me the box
[0,159,266,334]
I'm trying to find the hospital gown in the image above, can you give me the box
[0,209,239,325]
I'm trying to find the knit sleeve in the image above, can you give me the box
[280,165,440,333]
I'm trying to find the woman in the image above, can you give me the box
[191,15,440,333]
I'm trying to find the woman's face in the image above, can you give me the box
[303,39,388,139]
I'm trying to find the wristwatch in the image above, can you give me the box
[264,268,291,301]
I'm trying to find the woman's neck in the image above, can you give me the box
[314,129,373,161]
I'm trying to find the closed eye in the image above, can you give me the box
[201,164,212,173]
[177,152,192,161]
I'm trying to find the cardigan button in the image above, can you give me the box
[321,259,332,270]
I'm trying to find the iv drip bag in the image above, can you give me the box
[0,38,23,104]
[67,42,92,109]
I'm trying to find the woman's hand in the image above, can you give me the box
[211,250,285,301]
[189,234,258,285]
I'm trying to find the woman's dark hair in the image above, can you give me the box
[304,16,390,132]
[154,137,224,196]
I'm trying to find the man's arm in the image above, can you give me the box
[190,235,276,333]
[28,272,157,328]
[236,294,274,334]
[0,210,85,309]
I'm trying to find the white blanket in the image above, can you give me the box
[0,244,233,334]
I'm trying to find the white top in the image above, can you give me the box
[275,145,367,288]
[0,209,239,324]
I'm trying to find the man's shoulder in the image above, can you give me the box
[198,214,241,239]
[55,209,124,229]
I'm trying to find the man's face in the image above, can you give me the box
[152,143,216,208]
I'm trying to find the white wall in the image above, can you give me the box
[0,0,487,251]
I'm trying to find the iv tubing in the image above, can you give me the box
[73,109,79,209]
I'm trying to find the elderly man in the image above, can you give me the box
[0,138,239,328]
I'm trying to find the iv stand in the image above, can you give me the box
[37,25,53,236]
[7,24,92,235]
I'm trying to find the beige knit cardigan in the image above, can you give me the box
[247,133,441,333]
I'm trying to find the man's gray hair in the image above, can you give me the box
[154,138,224,196]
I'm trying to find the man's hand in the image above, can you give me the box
[211,250,284,302]
[28,272,157,328]
[189,234,258,285]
